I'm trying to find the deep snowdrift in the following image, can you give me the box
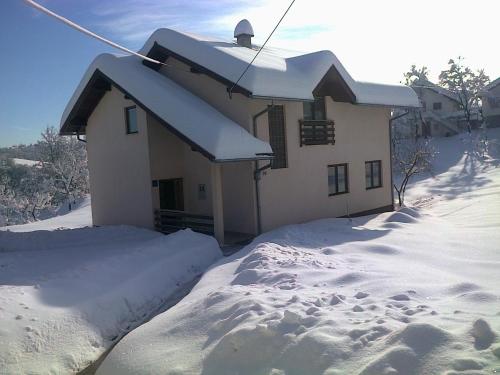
[0,225,222,374]
[98,130,500,375]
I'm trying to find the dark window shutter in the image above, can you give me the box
[268,105,287,169]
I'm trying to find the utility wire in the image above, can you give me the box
[23,0,165,66]
[228,0,297,98]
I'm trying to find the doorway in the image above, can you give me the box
[159,178,184,211]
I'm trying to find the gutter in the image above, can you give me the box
[76,131,87,143]
[252,103,275,235]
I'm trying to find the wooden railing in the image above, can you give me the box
[154,210,214,235]
[299,119,335,146]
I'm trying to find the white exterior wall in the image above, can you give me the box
[254,98,393,232]
[86,87,154,228]
[147,115,213,216]
[156,58,258,235]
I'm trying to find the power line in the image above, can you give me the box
[228,0,297,98]
[23,0,165,66]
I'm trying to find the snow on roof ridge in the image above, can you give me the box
[411,78,460,103]
[60,53,272,161]
[138,27,419,107]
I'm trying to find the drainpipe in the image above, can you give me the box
[76,130,87,143]
[252,103,274,235]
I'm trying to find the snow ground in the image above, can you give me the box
[0,217,222,373]
[98,130,500,375]
[0,196,92,233]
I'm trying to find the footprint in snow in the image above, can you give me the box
[471,319,496,350]
[390,294,410,301]
[355,291,369,299]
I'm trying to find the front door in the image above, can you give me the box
[159,178,184,211]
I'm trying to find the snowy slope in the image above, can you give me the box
[98,130,500,375]
[0,223,222,374]
[0,196,92,233]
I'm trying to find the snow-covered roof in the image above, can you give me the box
[484,77,500,91]
[411,78,461,103]
[234,19,254,37]
[60,54,273,162]
[10,158,41,167]
[139,28,420,107]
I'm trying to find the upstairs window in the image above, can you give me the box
[303,97,326,121]
[328,164,348,196]
[300,97,334,146]
[365,160,382,189]
[125,106,138,134]
[433,102,442,110]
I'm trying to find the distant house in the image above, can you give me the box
[481,77,500,128]
[60,20,419,244]
[408,78,481,137]
[9,158,42,168]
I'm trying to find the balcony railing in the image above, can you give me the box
[299,119,335,146]
[154,209,214,235]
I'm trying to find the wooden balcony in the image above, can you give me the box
[299,119,335,146]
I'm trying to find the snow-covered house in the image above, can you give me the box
[408,78,479,137]
[481,77,500,128]
[60,21,419,244]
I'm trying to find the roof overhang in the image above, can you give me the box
[60,54,273,162]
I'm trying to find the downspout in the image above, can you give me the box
[76,130,87,143]
[389,110,410,210]
[253,103,274,235]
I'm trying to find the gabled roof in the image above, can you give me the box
[411,78,461,103]
[60,54,273,162]
[484,77,500,91]
[139,28,420,107]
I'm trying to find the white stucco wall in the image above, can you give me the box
[253,98,393,232]
[86,87,154,228]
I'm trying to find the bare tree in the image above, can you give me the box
[38,126,89,211]
[439,57,490,133]
[402,65,430,86]
[393,137,435,207]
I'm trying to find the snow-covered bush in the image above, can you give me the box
[0,126,89,225]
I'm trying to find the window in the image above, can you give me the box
[125,106,138,134]
[433,102,442,110]
[159,178,184,210]
[365,160,382,189]
[328,164,348,195]
[303,97,326,121]
[268,105,287,169]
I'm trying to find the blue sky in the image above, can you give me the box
[1,0,499,147]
